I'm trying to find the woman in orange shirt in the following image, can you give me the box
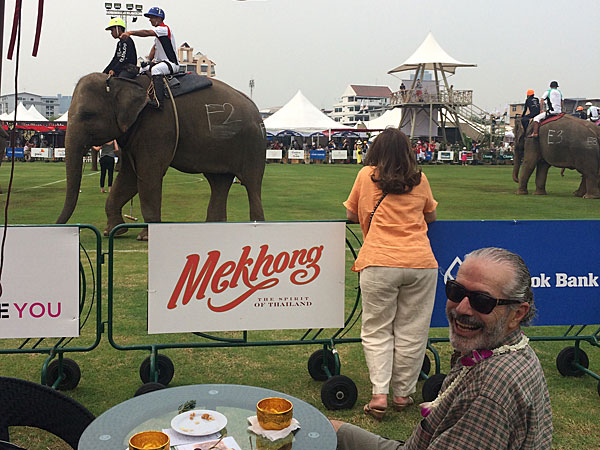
[344,128,438,421]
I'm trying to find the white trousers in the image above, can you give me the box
[360,266,437,397]
[140,61,180,76]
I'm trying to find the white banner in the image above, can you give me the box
[438,150,454,161]
[0,227,80,338]
[331,150,347,160]
[54,148,66,158]
[31,147,52,158]
[288,150,304,159]
[266,149,282,159]
[148,222,346,334]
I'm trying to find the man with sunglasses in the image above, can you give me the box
[332,247,552,449]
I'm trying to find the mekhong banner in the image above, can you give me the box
[147,222,346,334]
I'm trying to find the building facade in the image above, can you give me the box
[330,85,392,126]
[0,92,71,119]
[177,43,216,77]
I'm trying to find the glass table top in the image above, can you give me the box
[78,384,336,450]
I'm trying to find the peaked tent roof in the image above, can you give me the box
[363,107,403,130]
[388,32,476,74]
[0,102,39,121]
[264,90,351,133]
[55,110,69,122]
[26,105,49,122]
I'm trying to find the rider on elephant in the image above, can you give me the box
[586,101,600,122]
[521,89,540,130]
[529,81,563,138]
[103,17,138,79]
[119,6,180,108]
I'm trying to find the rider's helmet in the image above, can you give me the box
[585,102,593,106]
[105,17,126,30]
[577,106,584,111]
[526,89,534,96]
[144,6,165,19]
[550,81,559,88]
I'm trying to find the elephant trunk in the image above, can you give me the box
[56,132,87,224]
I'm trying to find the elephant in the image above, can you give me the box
[56,73,266,239]
[512,115,600,198]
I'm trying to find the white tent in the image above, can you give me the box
[26,105,48,122]
[264,90,351,134]
[0,102,48,122]
[55,110,68,122]
[363,108,404,130]
[388,32,476,74]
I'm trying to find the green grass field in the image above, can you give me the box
[0,161,599,449]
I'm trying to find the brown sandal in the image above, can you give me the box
[392,397,414,411]
[363,403,386,421]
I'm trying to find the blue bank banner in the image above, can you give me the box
[5,147,24,157]
[309,150,326,160]
[427,220,600,327]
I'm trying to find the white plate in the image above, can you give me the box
[171,409,227,436]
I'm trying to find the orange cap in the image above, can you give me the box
[577,106,584,111]
[527,89,534,96]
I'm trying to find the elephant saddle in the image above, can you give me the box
[540,113,565,126]
[164,73,213,98]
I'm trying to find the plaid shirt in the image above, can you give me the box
[404,330,553,449]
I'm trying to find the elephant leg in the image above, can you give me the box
[134,174,166,241]
[242,174,265,221]
[104,156,138,236]
[517,162,536,195]
[583,172,600,199]
[574,174,586,197]
[533,160,550,195]
[204,172,234,221]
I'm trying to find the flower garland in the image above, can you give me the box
[420,333,530,418]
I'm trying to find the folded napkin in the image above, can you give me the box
[247,416,300,441]
[163,428,220,446]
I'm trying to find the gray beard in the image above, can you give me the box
[448,309,509,353]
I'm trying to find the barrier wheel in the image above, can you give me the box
[419,354,431,381]
[556,346,589,377]
[321,375,358,410]
[422,373,446,402]
[46,358,81,391]
[308,349,337,381]
[134,382,165,397]
[139,354,175,385]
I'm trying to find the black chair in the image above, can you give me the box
[0,377,95,449]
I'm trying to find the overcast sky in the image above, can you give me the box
[2,0,599,114]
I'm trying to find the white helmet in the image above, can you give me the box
[585,102,593,106]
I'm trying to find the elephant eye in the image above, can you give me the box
[77,111,95,121]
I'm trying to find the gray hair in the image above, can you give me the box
[464,247,536,325]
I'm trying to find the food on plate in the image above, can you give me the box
[201,413,215,421]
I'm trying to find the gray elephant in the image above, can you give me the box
[513,115,600,198]
[56,73,266,239]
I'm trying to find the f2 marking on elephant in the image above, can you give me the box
[205,103,243,138]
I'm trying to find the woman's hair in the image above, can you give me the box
[364,128,421,194]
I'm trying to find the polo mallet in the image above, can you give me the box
[124,198,138,221]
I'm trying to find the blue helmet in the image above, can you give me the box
[144,6,165,19]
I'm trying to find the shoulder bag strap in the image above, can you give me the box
[367,192,387,234]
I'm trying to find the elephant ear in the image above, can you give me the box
[110,77,148,133]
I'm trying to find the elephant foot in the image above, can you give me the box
[573,190,585,198]
[533,190,547,195]
[515,189,528,195]
[583,193,600,199]
[104,223,128,237]
[136,228,149,241]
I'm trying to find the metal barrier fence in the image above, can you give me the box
[0,224,103,389]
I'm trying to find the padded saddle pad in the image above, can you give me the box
[167,73,213,98]
[540,113,565,126]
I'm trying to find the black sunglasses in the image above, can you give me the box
[445,279,523,314]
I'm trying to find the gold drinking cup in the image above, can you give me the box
[128,430,170,450]
[256,397,293,430]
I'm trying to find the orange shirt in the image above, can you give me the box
[343,166,438,271]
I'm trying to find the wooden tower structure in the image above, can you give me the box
[387,33,478,145]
